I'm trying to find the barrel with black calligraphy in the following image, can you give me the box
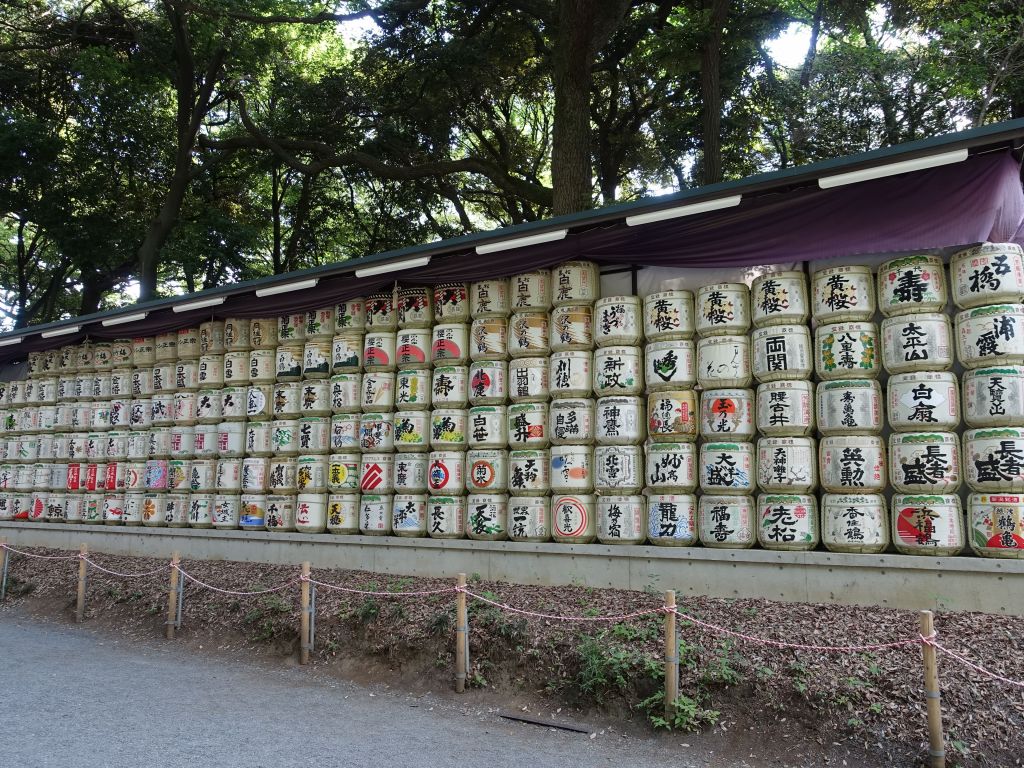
[699,389,755,440]
[891,494,965,556]
[551,493,596,543]
[889,432,960,494]
[811,265,875,323]
[968,493,1024,558]
[877,254,947,317]
[757,437,816,494]
[508,496,549,541]
[466,494,509,541]
[751,271,809,328]
[695,283,750,337]
[951,243,1024,309]
[887,372,959,432]
[597,496,645,544]
[956,304,1024,369]
[756,494,818,551]
[646,494,698,546]
[880,313,953,374]
[697,494,755,548]
[426,495,466,539]
[815,322,879,380]
[964,366,1024,428]
[392,494,427,537]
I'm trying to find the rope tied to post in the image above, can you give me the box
[171,563,300,596]
[0,542,80,560]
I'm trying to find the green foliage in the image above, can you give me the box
[638,692,720,732]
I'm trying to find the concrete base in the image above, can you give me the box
[2,521,1022,615]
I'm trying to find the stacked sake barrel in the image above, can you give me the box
[694,283,757,548]
[750,271,818,550]
[811,265,889,553]
[954,243,1024,558]
[878,256,962,556]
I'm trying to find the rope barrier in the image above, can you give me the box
[0,542,80,560]
[307,575,458,598]
[462,587,664,623]
[171,564,300,596]
[925,638,1024,689]
[80,556,168,579]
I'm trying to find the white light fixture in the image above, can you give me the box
[101,312,149,327]
[0,337,22,347]
[255,278,319,298]
[173,296,225,313]
[41,325,81,338]
[625,195,742,227]
[354,255,433,278]
[817,148,968,189]
[475,229,568,254]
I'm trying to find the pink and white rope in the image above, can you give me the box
[0,543,80,560]
[81,556,168,579]
[172,564,299,596]
[462,588,663,623]
[308,576,458,597]
[926,638,1024,689]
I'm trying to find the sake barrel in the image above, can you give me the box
[170,425,195,459]
[328,453,360,492]
[646,442,697,493]
[113,368,135,399]
[431,323,470,366]
[469,361,507,405]
[151,334,175,363]
[360,412,395,452]
[128,398,152,430]
[467,405,507,448]
[97,493,122,525]
[174,359,201,391]
[360,493,393,535]
[507,402,548,449]
[215,458,243,492]
[335,298,366,332]
[508,357,549,403]
[265,494,297,531]
[177,327,202,360]
[508,496,550,542]
[173,391,197,425]
[305,307,336,341]
[549,445,594,493]
[697,335,752,388]
[295,493,327,533]
[189,459,216,492]
[123,461,146,491]
[363,331,397,372]
[268,457,298,493]
[470,279,511,319]
[964,366,1024,428]
[887,371,959,432]
[965,427,1024,492]
[161,493,187,528]
[365,290,397,330]
[239,494,267,530]
[751,271,810,328]
[430,408,467,449]
[508,449,549,495]
[644,290,695,341]
[551,493,596,543]
[549,399,594,445]
[223,318,251,351]
[548,351,591,399]
[956,304,1024,368]
[394,452,429,492]
[297,380,330,417]
[332,332,363,373]
[361,371,395,411]
[329,374,361,414]
[199,320,226,355]
[253,319,283,353]
[275,344,303,382]
[890,432,960,494]
[552,261,599,306]
[752,325,813,383]
[646,494,698,546]
[426,495,465,538]
[699,389,755,440]
[302,341,332,379]
[645,340,696,392]
[549,305,593,353]
[699,442,755,495]
[145,459,170,491]
[698,494,755,548]
[249,349,276,383]
[593,346,643,396]
[466,494,509,540]
[881,313,954,374]
[891,494,965,555]
[646,391,696,443]
[326,493,360,534]
[278,312,306,344]
[220,386,245,422]
[190,423,217,458]
[271,419,299,456]
[968,493,1024,558]
[878,254,947,317]
[330,414,360,451]
[757,494,819,551]
[511,270,552,312]
[427,450,465,494]
[61,343,83,372]
[8,380,26,405]
[217,420,246,457]
[596,395,646,446]
[296,455,329,493]
[393,410,429,452]
[508,312,549,358]
[140,492,165,526]
[594,296,642,347]
[431,366,468,408]
[757,437,816,494]
[395,329,431,369]
[816,379,883,436]
[392,493,427,537]
[695,283,750,337]
[430,282,468,325]
[167,459,190,492]
[818,435,885,494]
[812,265,876,322]
[595,496,645,544]
[59,494,81,523]
[815,322,879,380]
[211,493,240,529]
[951,243,1024,309]
[594,444,642,494]
[154,363,176,393]
[245,422,273,457]
[360,453,395,494]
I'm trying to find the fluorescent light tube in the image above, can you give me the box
[354,255,432,278]
[0,337,22,347]
[102,312,149,327]
[255,278,319,297]
[41,325,81,338]
[818,149,968,189]
[475,229,568,254]
[626,195,742,227]
[173,296,225,313]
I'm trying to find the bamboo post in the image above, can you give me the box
[300,562,311,665]
[75,544,88,623]
[166,551,180,640]
[919,611,946,768]
[456,572,468,693]
[664,590,678,716]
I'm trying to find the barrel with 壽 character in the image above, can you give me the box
[877,254,947,317]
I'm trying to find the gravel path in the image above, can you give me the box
[0,612,732,768]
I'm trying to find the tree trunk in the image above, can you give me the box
[284,170,317,271]
[137,155,193,300]
[271,162,284,273]
[699,0,731,186]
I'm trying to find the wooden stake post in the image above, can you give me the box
[920,611,946,768]
[166,551,181,640]
[300,562,311,665]
[0,537,7,602]
[75,544,88,623]
[456,573,468,693]
[664,590,678,716]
